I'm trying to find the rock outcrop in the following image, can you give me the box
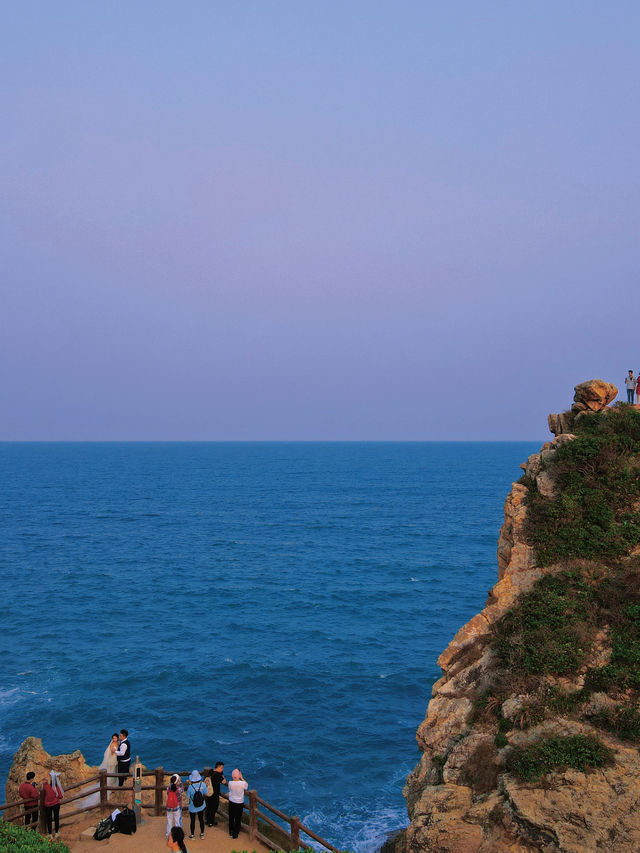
[4,737,98,822]
[387,381,640,853]
[548,379,617,436]
[4,737,163,823]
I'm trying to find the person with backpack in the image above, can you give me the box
[186,770,206,840]
[165,773,184,838]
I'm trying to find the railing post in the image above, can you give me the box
[99,769,108,813]
[38,787,46,834]
[155,767,164,816]
[290,815,301,849]
[248,790,257,840]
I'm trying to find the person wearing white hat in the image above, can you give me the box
[186,770,206,840]
[43,770,64,838]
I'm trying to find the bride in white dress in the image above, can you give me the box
[99,733,119,776]
[83,733,120,808]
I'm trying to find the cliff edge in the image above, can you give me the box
[387,380,640,853]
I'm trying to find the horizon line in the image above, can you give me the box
[0,437,546,444]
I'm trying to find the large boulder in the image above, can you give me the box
[549,379,617,435]
[572,379,618,413]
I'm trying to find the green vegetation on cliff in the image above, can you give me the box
[0,823,70,853]
[480,406,640,780]
[505,734,614,782]
[525,405,640,564]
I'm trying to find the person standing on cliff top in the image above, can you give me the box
[635,373,640,404]
[625,370,635,403]
[115,729,131,786]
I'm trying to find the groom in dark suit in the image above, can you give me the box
[115,729,131,787]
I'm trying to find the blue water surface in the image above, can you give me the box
[0,442,538,850]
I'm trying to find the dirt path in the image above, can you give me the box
[65,814,271,853]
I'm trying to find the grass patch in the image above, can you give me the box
[494,571,596,676]
[506,734,614,782]
[590,706,640,742]
[0,823,70,852]
[524,406,640,565]
[583,571,640,692]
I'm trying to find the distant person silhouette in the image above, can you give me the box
[625,370,635,403]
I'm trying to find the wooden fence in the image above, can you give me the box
[1,765,341,852]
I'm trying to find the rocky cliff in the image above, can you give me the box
[387,380,640,853]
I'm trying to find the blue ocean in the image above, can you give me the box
[0,442,538,850]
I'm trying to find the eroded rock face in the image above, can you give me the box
[393,399,640,853]
[4,737,97,821]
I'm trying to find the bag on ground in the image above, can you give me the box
[114,806,137,834]
[93,817,114,841]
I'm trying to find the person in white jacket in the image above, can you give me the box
[227,769,248,839]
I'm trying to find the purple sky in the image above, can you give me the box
[2,2,638,440]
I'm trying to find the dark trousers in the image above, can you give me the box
[24,806,38,827]
[45,804,60,834]
[190,810,205,835]
[117,761,129,786]
[228,801,243,837]
[205,793,219,825]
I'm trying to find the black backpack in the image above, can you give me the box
[93,817,114,841]
[114,806,137,835]
[192,783,204,808]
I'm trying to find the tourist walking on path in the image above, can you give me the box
[167,825,189,852]
[204,762,226,826]
[186,770,207,840]
[116,729,131,787]
[43,770,64,838]
[18,772,38,828]
[165,774,184,838]
[227,768,248,839]
[625,370,635,403]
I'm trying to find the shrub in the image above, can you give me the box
[506,734,614,782]
[524,408,640,565]
[590,706,640,742]
[0,823,70,852]
[583,570,640,692]
[494,572,595,676]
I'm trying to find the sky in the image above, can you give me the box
[2,1,639,440]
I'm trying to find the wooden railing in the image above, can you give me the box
[1,764,341,852]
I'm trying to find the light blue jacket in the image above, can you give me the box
[187,781,207,813]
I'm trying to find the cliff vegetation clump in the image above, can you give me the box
[0,823,70,853]
[392,381,640,853]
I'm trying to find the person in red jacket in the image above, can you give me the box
[18,772,39,828]
[42,770,64,838]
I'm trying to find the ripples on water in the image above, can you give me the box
[0,441,538,850]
